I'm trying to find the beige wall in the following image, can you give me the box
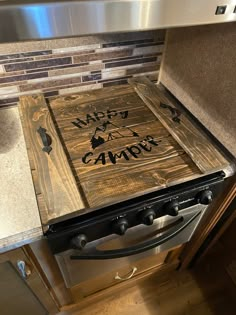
[160,22,236,158]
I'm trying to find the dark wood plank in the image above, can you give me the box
[19,94,86,224]
[49,83,202,209]
[129,77,229,174]
[50,84,134,109]
[73,136,186,181]
[80,153,200,207]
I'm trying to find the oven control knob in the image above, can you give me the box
[112,217,129,235]
[140,208,156,225]
[165,200,179,216]
[71,234,88,250]
[198,190,213,205]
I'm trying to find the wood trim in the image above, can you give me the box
[197,187,236,262]
[19,94,85,224]
[165,245,183,264]
[180,176,236,269]
[0,248,58,314]
[26,240,73,308]
[129,77,229,174]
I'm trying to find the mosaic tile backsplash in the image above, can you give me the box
[0,31,165,107]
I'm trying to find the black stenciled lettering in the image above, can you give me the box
[82,152,93,164]
[107,110,117,119]
[94,153,106,165]
[126,145,141,158]
[72,118,87,128]
[108,151,129,164]
[86,114,96,124]
[138,142,152,152]
[119,111,128,119]
[94,112,105,121]
[145,135,161,146]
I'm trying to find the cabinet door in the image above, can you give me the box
[0,248,58,315]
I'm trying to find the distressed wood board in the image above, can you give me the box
[19,78,229,224]
[19,94,86,224]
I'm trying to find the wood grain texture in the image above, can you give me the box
[50,85,134,109]
[20,78,229,222]
[129,76,229,174]
[49,86,201,208]
[80,154,200,207]
[19,94,85,224]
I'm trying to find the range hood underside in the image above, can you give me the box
[0,0,236,43]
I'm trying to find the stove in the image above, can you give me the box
[19,76,232,288]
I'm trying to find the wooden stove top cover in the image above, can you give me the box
[19,77,229,224]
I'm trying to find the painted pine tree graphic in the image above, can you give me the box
[90,121,139,149]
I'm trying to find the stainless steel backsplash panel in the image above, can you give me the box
[0,0,236,42]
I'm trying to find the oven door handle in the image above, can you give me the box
[70,211,201,260]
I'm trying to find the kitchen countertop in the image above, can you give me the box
[0,106,42,253]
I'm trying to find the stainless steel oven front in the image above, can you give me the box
[47,172,225,288]
[55,204,206,288]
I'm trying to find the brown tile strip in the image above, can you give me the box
[25,62,88,74]
[103,55,141,63]
[48,63,104,76]
[0,80,28,88]
[136,41,165,48]
[82,73,102,82]
[105,56,158,68]
[4,57,72,72]
[0,70,25,77]
[91,70,102,74]
[0,103,18,108]
[126,63,160,75]
[44,91,59,98]
[0,50,52,61]
[19,75,82,92]
[73,49,133,64]
[102,39,154,48]
[0,97,19,105]
[103,79,129,87]
[99,75,132,84]
[1,57,34,65]
[0,72,48,84]
[44,81,97,94]
[34,50,95,60]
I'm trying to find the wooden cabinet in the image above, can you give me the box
[0,247,58,315]
[180,177,236,268]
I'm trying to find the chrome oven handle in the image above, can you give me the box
[70,211,201,260]
[115,267,138,281]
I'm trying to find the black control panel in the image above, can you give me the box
[47,172,225,254]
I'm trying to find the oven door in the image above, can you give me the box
[55,204,207,288]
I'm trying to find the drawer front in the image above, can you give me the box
[70,250,169,300]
